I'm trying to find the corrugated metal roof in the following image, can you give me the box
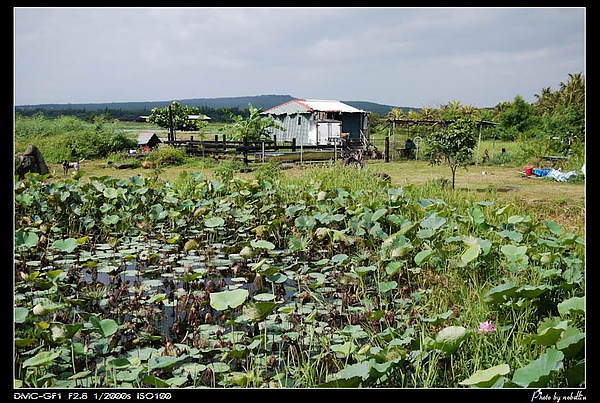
[263,99,365,115]
[137,132,160,145]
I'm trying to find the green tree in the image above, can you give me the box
[534,72,585,157]
[496,95,538,140]
[426,117,478,189]
[147,101,206,132]
[439,100,463,120]
[223,103,284,144]
[386,107,405,121]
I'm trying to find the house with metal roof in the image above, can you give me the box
[136,132,161,152]
[261,99,370,146]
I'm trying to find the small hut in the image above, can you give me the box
[137,133,161,153]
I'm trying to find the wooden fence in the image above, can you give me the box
[164,135,382,164]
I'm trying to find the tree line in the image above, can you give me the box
[14,105,250,124]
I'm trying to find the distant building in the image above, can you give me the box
[137,115,211,122]
[261,99,370,146]
[137,132,161,152]
[187,114,212,122]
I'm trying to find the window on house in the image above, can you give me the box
[297,116,301,125]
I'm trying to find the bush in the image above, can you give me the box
[254,159,283,183]
[213,157,245,184]
[145,145,187,166]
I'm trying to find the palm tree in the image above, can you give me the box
[440,100,463,120]
[386,107,405,121]
[559,72,585,108]
[533,87,556,116]
[386,107,405,136]
[419,106,438,121]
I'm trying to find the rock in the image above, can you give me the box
[15,145,50,179]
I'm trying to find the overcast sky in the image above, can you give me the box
[14,7,585,109]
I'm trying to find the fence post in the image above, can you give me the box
[385,136,390,163]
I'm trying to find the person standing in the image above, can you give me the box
[404,138,416,158]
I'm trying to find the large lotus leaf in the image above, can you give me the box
[501,244,528,262]
[511,349,564,387]
[354,265,376,277]
[106,357,132,369]
[147,293,166,304]
[565,360,585,386]
[141,375,170,388]
[89,316,118,338]
[101,214,120,225]
[295,215,316,230]
[22,351,60,367]
[556,326,585,358]
[15,231,39,249]
[206,361,230,373]
[242,301,278,322]
[330,341,356,357]
[328,360,372,383]
[385,261,402,276]
[497,229,523,242]
[529,318,568,346]
[14,307,28,324]
[414,249,433,265]
[459,363,510,387]
[377,281,397,294]
[544,220,564,236]
[419,310,454,325]
[209,288,249,311]
[148,355,184,371]
[515,284,553,299]
[103,187,118,199]
[483,281,518,304]
[51,238,78,253]
[557,296,585,317]
[250,239,275,250]
[459,244,481,266]
[68,370,92,380]
[421,215,446,230]
[205,216,224,228]
[266,272,287,284]
[468,207,486,224]
[50,322,83,342]
[117,367,145,383]
[331,253,349,264]
[434,326,470,354]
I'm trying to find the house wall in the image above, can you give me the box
[267,111,369,146]
[268,113,313,144]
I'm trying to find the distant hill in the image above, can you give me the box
[342,100,419,116]
[15,94,416,116]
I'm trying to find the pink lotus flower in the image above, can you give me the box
[478,321,496,334]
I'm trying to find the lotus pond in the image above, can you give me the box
[14,168,585,388]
